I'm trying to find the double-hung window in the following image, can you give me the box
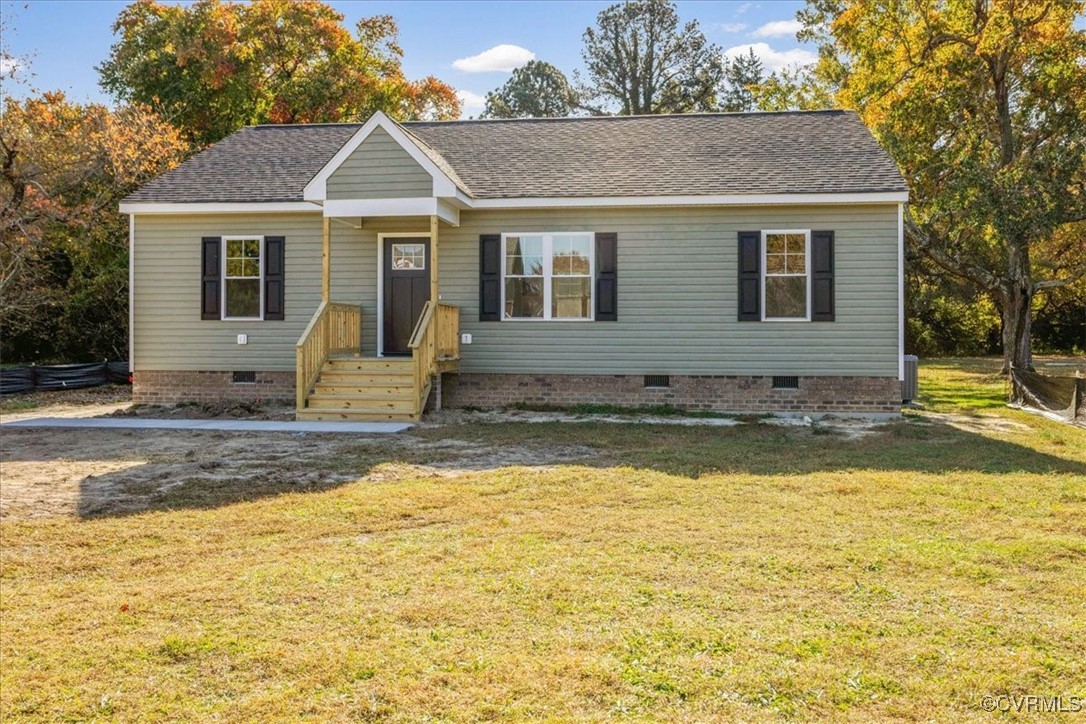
[223,236,263,320]
[762,230,810,321]
[502,232,594,320]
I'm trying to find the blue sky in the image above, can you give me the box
[1,0,815,117]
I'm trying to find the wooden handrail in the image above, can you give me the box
[295,301,362,410]
[407,301,460,416]
[408,301,437,418]
[407,301,436,351]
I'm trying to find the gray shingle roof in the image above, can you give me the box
[123,111,906,204]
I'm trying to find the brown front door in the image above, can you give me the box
[383,238,431,355]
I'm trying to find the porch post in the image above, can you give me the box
[321,216,331,302]
[430,214,439,304]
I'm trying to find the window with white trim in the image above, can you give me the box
[763,230,810,320]
[502,232,594,320]
[223,236,263,319]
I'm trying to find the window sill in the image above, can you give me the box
[501,318,597,323]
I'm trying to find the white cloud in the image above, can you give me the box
[452,44,535,73]
[751,19,804,38]
[734,2,755,16]
[714,22,748,33]
[456,89,487,117]
[0,57,22,76]
[724,42,817,72]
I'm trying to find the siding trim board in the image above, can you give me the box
[897,203,906,381]
[129,215,136,372]
[120,192,909,216]
[120,202,320,214]
[468,192,909,209]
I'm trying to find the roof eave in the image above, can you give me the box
[119,191,907,215]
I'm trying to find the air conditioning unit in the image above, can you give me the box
[902,355,919,403]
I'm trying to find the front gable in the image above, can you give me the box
[302,111,467,224]
[304,111,465,202]
[326,126,433,200]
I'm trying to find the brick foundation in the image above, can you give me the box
[133,370,295,405]
[441,373,901,416]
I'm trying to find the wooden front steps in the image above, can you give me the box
[295,356,419,423]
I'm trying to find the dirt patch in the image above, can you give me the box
[0,428,364,519]
[424,408,894,440]
[1,400,902,521]
[355,437,599,481]
[0,425,605,520]
[0,385,132,421]
[105,400,295,421]
[923,412,1033,435]
[424,408,742,427]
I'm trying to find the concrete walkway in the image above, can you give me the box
[0,417,412,434]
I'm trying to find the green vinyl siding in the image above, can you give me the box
[132,204,900,377]
[439,205,900,378]
[326,127,433,200]
[132,214,425,370]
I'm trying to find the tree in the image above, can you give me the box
[0,93,190,361]
[580,0,725,115]
[750,64,833,111]
[799,0,1086,371]
[720,48,764,112]
[483,60,579,119]
[98,0,460,145]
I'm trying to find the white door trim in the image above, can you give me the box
[376,231,431,357]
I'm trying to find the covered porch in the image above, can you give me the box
[295,213,460,422]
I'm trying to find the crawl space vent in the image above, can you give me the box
[772,376,799,390]
[644,375,670,388]
[232,371,257,384]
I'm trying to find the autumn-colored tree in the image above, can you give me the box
[98,0,460,145]
[799,0,1086,371]
[0,93,190,360]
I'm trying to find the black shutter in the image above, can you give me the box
[737,231,760,321]
[811,230,835,322]
[201,236,221,320]
[479,234,501,321]
[264,236,285,320]
[595,232,618,321]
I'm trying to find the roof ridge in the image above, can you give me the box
[249,122,364,129]
[404,109,851,126]
[246,109,851,131]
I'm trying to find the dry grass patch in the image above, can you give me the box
[1,361,1084,721]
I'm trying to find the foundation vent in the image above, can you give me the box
[772,376,799,390]
[232,371,257,384]
[644,375,670,388]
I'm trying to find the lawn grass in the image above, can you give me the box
[2,360,1084,721]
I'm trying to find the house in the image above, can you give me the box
[119,110,909,421]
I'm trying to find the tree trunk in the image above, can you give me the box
[999,241,1035,373]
